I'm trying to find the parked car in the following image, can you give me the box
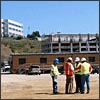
[28,65,41,75]
[41,68,51,74]
[91,66,99,74]
[2,63,11,72]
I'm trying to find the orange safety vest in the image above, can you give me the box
[64,62,74,76]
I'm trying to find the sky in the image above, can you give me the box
[1,1,99,36]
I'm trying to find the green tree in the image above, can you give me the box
[27,31,41,40]
[16,35,23,40]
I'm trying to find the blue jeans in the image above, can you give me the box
[51,76,58,93]
[81,74,90,93]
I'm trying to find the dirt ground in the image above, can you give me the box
[1,73,99,99]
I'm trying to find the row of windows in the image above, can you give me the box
[52,47,98,51]
[9,32,22,36]
[2,27,23,33]
[43,49,99,53]
[2,32,22,36]
[9,27,22,32]
[53,44,98,47]
[19,57,96,65]
[8,22,23,28]
[2,27,7,30]
[2,22,23,28]
[2,22,6,24]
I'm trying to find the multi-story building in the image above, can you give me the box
[7,33,99,73]
[1,19,23,37]
[41,33,99,53]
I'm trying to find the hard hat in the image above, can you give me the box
[67,57,73,61]
[81,58,86,62]
[53,58,59,64]
[75,57,80,62]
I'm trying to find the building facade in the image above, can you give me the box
[1,19,23,37]
[9,52,99,73]
[41,33,99,53]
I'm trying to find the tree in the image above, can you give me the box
[27,31,41,40]
[16,35,23,40]
[27,34,32,39]
[32,31,40,38]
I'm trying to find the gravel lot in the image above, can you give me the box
[1,73,99,99]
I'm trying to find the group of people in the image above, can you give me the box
[50,57,93,94]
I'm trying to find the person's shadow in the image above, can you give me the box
[35,92,64,95]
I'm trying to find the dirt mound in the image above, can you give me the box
[1,44,12,61]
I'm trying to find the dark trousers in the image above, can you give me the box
[65,75,74,94]
[51,76,58,93]
[75,74,82,93]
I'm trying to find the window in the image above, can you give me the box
[9,32,12,34]
[53,49,59,53]
[2,22,5,24]
[61,43,67,46]
[73,43,79,46]
[4,27,8,30]
[89,57,95,62]
[58,57,64,63]
[13,28,15,31]
[16,29,18,31]
[8,22,23,28]
[81,48,87,51]
[89,43,96,46]
[9,27,12,30]
[19,58,26,64]
[4,21,8,24]
[53,43,58,46]
[40,58,47,64]
[90,48,96,51]
[81,43,86,46]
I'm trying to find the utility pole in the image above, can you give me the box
[28,26,30,34]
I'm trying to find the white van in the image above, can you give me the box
[2,63,10,72]
[28,65,41,75]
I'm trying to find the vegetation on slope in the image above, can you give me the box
[1,38,41,61]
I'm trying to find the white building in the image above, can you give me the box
[1,19,23,37]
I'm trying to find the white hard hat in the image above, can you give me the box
[75,57,80,62]
[81,58,86,62]
[67,57,73,61]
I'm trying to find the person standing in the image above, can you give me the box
[74,57,82,93]
[75,57,92,94]
[50,58,60,94]
[64,57,74,94]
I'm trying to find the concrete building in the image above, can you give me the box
[41,33,99,53]
[1,19,23,37]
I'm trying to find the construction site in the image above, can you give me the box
[1,33,99,99]
[1,73,99,99]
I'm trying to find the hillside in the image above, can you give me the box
[1,38,42,61]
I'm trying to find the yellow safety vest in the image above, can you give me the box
[75,62,82,75]
[50,64,60,76]
[81,62,90,74]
